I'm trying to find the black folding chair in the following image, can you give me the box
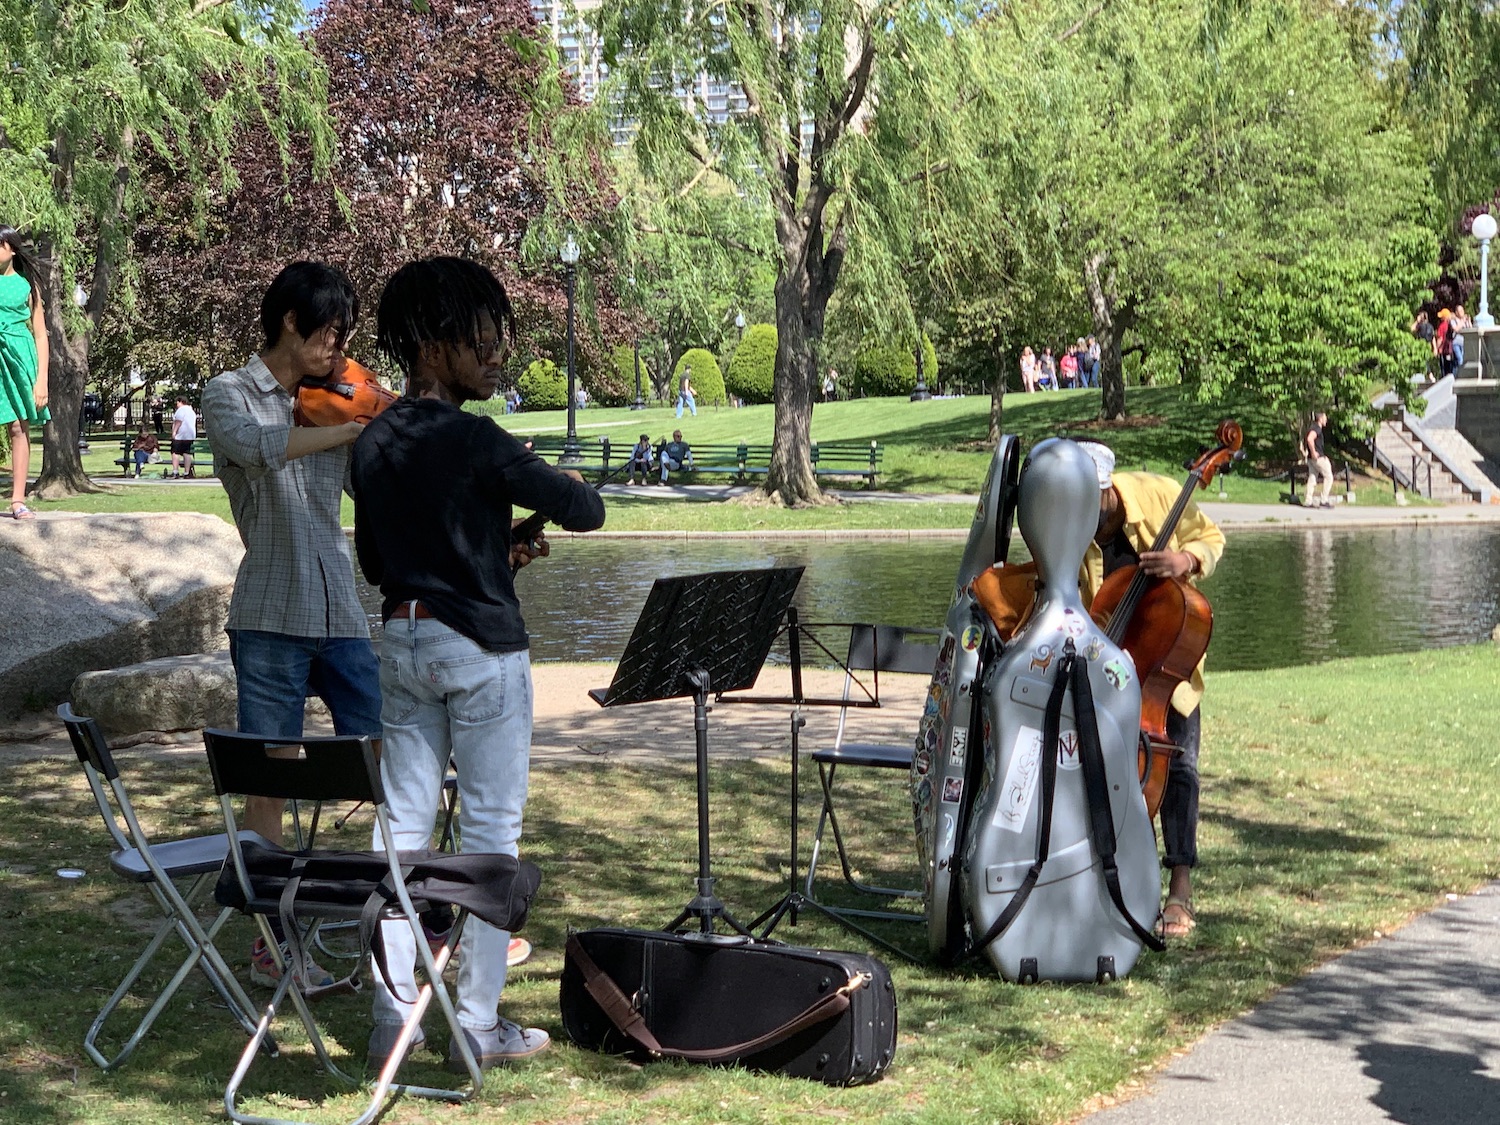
[804,624,941,921]
[57,704,269,1071]
[201,730,488,1125]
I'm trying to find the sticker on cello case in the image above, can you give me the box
[1028,643,1055,674]
[941,776,964,804]
[1061,608,1087,639]
[913,744,932,776]
[1104,658,1132,691]
[1084,637,1103,663]
[993,725,1043,832]
[949,728,968,767]
[961,624,982,651]
[1057,729,1081,771]
[923,693,940,717]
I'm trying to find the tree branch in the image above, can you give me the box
[1058,0,1110,43]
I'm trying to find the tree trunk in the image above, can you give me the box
[1084,250,1129,422]
[34,126,132,498]
[764,265,822,504]
[987,338,1006,444]
[32,239,99,498]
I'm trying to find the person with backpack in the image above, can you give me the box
[1436,309,1458,379]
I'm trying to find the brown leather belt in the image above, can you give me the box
[389,600,435,620]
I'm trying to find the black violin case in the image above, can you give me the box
[560,927,897,1086]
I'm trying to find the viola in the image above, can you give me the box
[1089,420,1243,817]
[293,358,399,428]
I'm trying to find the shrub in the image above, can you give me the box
[606,344,648,406]
[852,335,939,397]
[516,358,568,410]
[581,347,630,407]
[673,348,726,407]
[726,324,777,404]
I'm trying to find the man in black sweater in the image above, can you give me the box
[352,258,605,1073]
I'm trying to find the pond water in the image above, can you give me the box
[354,524,1500,672]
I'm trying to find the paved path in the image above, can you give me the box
[1082,883,1500,1125]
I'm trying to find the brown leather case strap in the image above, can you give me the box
[566,934,860,1062]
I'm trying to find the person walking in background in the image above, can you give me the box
[676,365,697,418]
[1086,336,1101,388]
[1019,346,1038,393]
[1304,411,1334,509]
[130,424,158,477]
[1038,346,1057,390]
[1452,305,1471,372]
[0,226,49,520]
[1435,309,1458,379]
[170,394,198,478]
[151,397,165,434]
[1059,343,1079,389]
[1411,309,1437,378]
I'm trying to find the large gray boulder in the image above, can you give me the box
[71,651,330,742]
[0,512,242,719]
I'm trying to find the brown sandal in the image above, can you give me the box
[1160,895,1196,939]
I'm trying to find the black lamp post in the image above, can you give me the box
[629,274,646,410]
[911,338,931,401]
[560,234,581,462]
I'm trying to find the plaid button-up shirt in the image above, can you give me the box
[202,356,367,638]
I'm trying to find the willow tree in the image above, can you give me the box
[594,0,965,504]
[0,0,329,497]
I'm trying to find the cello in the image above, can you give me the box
[1089,420,1243,816]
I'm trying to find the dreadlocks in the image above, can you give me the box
[0,227,45,309]
[376,257,517,388]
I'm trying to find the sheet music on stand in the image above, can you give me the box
[589,567,804,708]
[589,565,804,936]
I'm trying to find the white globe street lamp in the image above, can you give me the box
[1473,212,1497,329]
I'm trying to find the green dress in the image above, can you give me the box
[0,270,49,427]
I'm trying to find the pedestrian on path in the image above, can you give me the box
[1304,411,1333,509]
[0,226,49,520]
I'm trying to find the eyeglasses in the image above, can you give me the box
[474,338,509,362]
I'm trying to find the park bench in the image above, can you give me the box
[810,440,883,487]
[524,434,618,479]
[115,436,213,478]
[660,442,775,481]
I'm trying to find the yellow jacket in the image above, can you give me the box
[1081,471,1225,716]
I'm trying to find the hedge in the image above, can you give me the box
[673,348,726,407]
[517,358,568,410]
[726,324,777,404]
[852,334,939,397]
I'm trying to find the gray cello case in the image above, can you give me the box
[960,439,1161,983]
[913,434,1021,959]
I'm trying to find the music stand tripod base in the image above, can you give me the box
[590,567,805,939]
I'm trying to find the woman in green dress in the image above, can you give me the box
[0,226,49,519]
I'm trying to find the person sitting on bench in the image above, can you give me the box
[659,430,693,484]
[625,432,654,485]
[130,424,158,477]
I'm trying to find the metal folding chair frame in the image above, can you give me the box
[802,624,941,922]
[57,704,270,1071]
[201,729,486,1125]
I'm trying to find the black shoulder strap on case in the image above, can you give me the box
[964,640,1073,959]
[1070,652,1166,953]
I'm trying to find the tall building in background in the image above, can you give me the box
[530,0,751,142]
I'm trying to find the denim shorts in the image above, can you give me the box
[228,629,381,738]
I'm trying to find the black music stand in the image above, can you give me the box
[591,566,804,937]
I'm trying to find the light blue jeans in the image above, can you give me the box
[676,392,696,418]
[371,616,533,1032]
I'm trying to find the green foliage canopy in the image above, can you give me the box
[726,324,777,404]
[518,358,568,410]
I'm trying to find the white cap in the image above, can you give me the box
[1077,441,1115,489]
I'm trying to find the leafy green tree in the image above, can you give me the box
[0,0,330,496]
[726,324,777,404]
[673,348,725,407]
[594,0,961,502]
[518,359,567,410]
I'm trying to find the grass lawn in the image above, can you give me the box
[4,646,1498,1124]
[12,387,1413,525]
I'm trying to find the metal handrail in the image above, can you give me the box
[1367,425,1431,498]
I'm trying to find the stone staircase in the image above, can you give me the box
[1372,375,1497,504]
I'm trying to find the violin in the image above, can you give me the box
[294,357,399,428]
[1089,420,1243,817]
